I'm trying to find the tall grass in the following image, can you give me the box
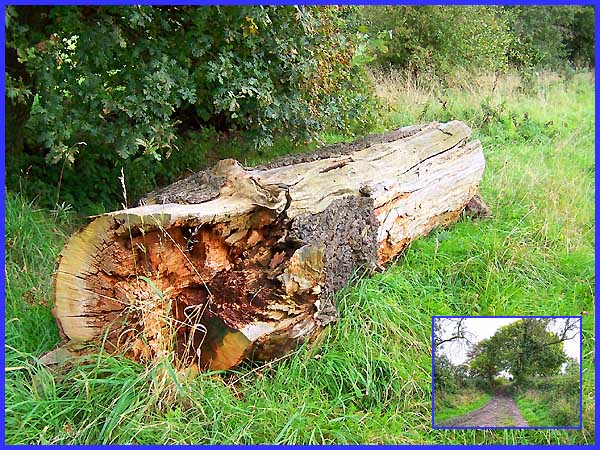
[4,70,594,444]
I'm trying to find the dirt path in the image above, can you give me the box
[439,386,529,427]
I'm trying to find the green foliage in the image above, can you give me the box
[434,388,492,423]
[521,374,580,399]
[487,319,568,382]
[463,319,570,385]
[365,6,594,77]
[565,7,595,67]
[4,71,594,444]
[505,6,594,70]
[433,354,457,393]
[563,357,580,377]
[434,354,489,396]
[468,339,499,382]
[5,128,223,215]
[6,126,340,216]
[4,194,76,356]
[515,374,580,426]
[6,5,595,214]
[365,6,512,76]
[6,5,377,165]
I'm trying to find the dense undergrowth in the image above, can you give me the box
[4,70,595,444]
[514,374,581,427]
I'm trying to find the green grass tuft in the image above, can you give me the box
[515,393,556,427]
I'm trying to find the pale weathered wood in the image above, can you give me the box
[52,121,485,371]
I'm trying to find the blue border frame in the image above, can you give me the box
[0,1,597,5]
[594,3,599,448]
[431,316,584,430]
[1,1,597,447]
[1,4,6,446]
[0,0,598,7]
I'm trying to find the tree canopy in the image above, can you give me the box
[467,339,499,381]
[365,5,594,75]
[467,319,576,383]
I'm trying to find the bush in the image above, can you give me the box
[464,376,493,393]
[433,355,458,393]
[515,374,580,426]
[551,398,580,426]
[521,374,579,398]
[6,6,377,166]
[365,6,512,77]
[6,5,383,213]
[565,7,595,67]
[6,127,221,215]
[365,6,594,77]
[505,6,594,70]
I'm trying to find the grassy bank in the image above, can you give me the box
[515,393,564,427]
[4,70,594,444]
[435,388,492,424]
[514,376,581,427]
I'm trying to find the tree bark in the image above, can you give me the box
[52,121,485,371]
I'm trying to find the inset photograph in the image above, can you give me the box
[432,316,581,429]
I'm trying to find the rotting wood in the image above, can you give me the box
[52,120,486,371]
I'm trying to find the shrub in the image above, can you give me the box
[515,374,580,426]
[5,127,221,215]
[464,376,493,393]
[551,398,579,426]
[528,374,580,398]
[6,6,377,166]
[364,6,512,77]
[565,7,595,67]
[434,355,458,393]
[365,5,594,76]
[505,6,594,70]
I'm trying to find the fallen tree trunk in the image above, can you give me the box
[52,121,485,371]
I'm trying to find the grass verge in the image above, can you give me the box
[435,389,492,423]
[515,393,556,427]
[515,387,580,427]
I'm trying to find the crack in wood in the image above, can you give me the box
[319,158,352,173]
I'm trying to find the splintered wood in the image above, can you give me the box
[52,121,486,371]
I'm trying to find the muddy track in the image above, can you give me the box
[439,387,529,427]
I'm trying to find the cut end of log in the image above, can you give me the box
[54,206,320,370]
[52,121,486,371]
